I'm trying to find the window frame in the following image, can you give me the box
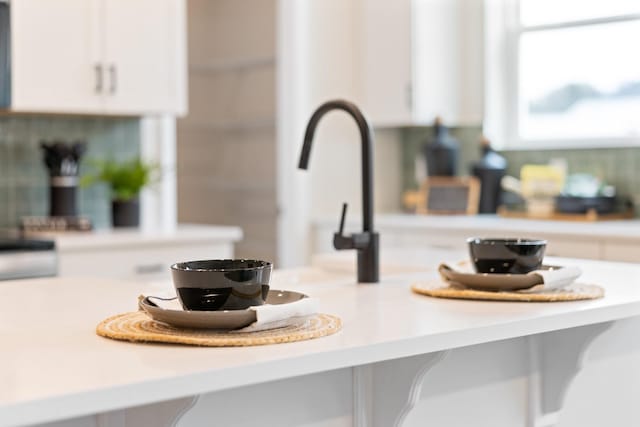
[488,0,640,150]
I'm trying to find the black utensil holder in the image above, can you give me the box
[49,176,78,217]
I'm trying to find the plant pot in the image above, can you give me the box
[111,198,140,228]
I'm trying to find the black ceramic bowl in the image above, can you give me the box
[467,238,546,274]
[170,259,272,311]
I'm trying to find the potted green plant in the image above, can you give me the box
[82,158,158,227]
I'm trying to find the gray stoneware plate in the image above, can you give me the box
[438,263,562,292]
[139,290,308,330]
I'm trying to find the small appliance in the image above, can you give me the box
[0,238,57,280]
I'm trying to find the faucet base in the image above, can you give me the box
[357,232,379,283]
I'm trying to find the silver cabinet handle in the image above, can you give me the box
[94,64,103,93]
[109,64,117,94]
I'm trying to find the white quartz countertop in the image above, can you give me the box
[3,257,640,426]
[25,223,243,252]
[315,213,640,242]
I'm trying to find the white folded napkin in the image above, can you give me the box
[146,294,319,332]
[242,297,319,332]
[443,261,582,292]
[525,265,582,291]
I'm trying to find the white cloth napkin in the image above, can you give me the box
[242,297,318,332]
[526,265,582,291]
[146,294,319,332]
[444,261,582,292]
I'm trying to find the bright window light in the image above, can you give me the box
[519,20,640,140]
[487,0,640,147]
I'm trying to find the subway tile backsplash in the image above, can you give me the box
[0,116,140,230]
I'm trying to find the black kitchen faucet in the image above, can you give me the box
[298,100,379,283]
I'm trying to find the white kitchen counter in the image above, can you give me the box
[25,224,243,281]
[27,223,243,252]
[2,257,640,426]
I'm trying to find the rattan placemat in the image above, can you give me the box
[96,311,342,347]
[411,281,604,302]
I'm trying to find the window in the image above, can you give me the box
[486,0,640,148]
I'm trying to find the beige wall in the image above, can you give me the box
[177,0,277,262]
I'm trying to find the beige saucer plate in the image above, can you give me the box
[438,263,561,291]
[139,290,307,330]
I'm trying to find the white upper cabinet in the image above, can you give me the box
[11,0,104,113]
[359,0,484,127]
[360,0,413,127]
[9,0,187,116]
[103,0,186,115]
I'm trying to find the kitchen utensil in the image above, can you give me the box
[139,290,309,330]
[438,263,582,292]
[171,259,272,311]
[467,237,546,274]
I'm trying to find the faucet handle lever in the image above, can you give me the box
[334,202,354,250]
[338,202,348,235]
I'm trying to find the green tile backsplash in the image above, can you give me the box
[400,125,640,211]
[0,116,140,230]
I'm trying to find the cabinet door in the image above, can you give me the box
[359,0,484,127]
[360,0,413,126]
[103,0,186,115]
[412,0,484,125]
[11,0,103,113]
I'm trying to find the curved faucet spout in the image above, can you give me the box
[298,99,379,283]
[297,99,375,232]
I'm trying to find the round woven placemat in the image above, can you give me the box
[411,281,604,302]
[96,311,342,347]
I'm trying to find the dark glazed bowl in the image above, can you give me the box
[171,259,272,311]
[467,238,546,274]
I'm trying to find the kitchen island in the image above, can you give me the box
[2,256,640,427]
[314,214,640,262]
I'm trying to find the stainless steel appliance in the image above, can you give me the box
[0,239,57,280]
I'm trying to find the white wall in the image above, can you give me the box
[178,0,278,262]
